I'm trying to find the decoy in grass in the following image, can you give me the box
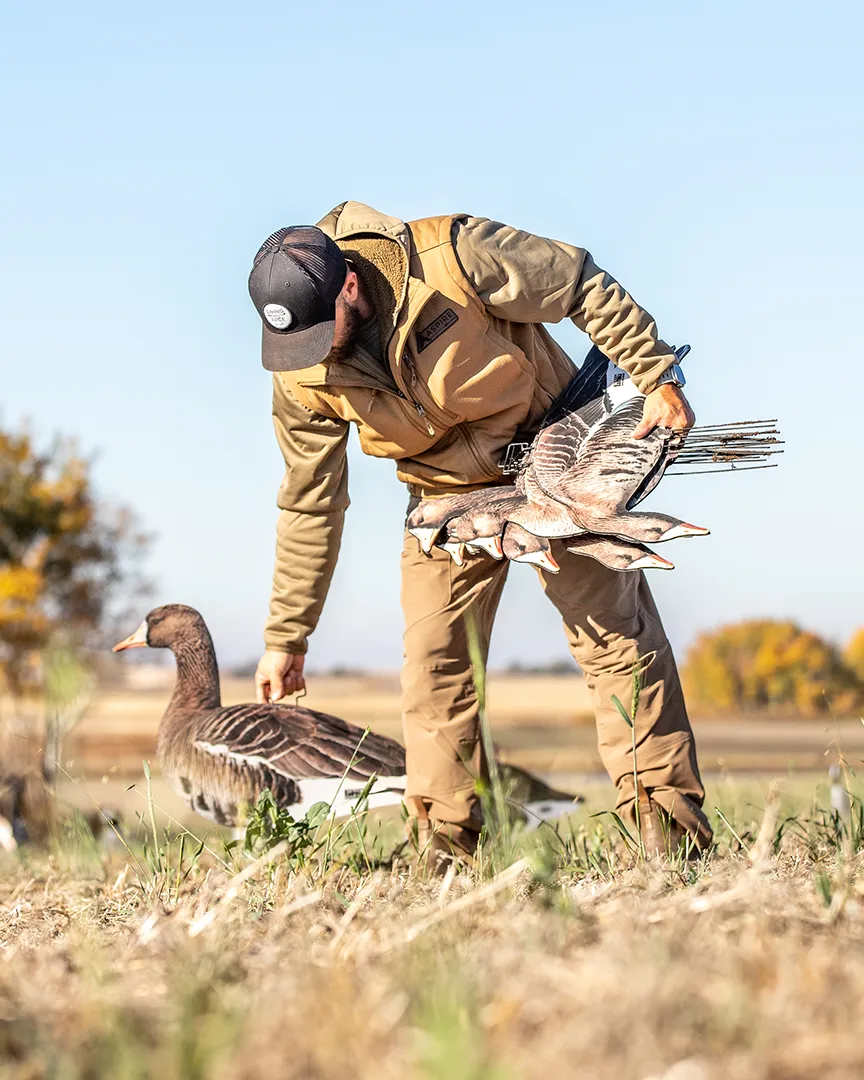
[113,605,583,830]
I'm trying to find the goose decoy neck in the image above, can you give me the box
[168,629,221,713]
[144,604,222,712]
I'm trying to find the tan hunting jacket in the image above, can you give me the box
[265,201,678,653]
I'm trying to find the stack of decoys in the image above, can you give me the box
[408,346,783,573]
[113,605,582,830]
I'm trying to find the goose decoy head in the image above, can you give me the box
[113,604,207,652]
[501,525,560,573]
[448,510,507,558]
[407,501,455,554]
[407,491,514,555]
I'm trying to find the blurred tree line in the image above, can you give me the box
[0,419,149,836]
[683,620,864,717]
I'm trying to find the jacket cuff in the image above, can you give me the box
[263,633,309,656]
[630,355,678,396]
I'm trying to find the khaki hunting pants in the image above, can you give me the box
[400,531,711,847]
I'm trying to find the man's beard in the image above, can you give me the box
[328,297,367,363]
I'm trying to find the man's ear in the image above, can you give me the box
[340,269,360,302]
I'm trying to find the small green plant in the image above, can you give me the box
[41,641,95,788]
[129,761,210,902]
[243,789,330,864]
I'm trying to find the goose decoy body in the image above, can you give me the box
[503,469,587,540]
[527,391,709,545]
[444,492,528,560]
[500,523,670,574]
[113,605,583,829]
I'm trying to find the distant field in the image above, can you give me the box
[59,672,864,827]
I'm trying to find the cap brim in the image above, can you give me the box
[261,318,336,372]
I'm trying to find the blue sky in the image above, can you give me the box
[2,0,861,671]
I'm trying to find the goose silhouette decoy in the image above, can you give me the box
[444,492,528,560]
[113,605,583,829]
[501,525,561,573]
[500,524,670,574]
[526,394,709,544]
[503,469,587,540]
[564,534,674,572]
[407,491,497,554]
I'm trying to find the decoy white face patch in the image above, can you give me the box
[263,304,293,330]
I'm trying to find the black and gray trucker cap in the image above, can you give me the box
[248,226,348,371]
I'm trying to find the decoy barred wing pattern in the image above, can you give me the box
[529,394,606,493]
[535,397,670,516]
[192,703,406,782]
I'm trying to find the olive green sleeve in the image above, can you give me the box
[454,217,678,395]
[265,375,350,655]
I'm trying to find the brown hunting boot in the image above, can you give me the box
[407,800,479,877]
[636,783,712,860]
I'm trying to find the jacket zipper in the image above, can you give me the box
[401,351,435,436]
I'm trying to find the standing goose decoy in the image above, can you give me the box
[113,604,583,830]
[113,604,407,826]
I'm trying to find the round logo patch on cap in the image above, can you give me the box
[263,304,293,330]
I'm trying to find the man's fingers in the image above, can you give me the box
[632,420,653,440]
[254,652,305,704]
[287,671,306,696]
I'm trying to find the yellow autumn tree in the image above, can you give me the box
[682,619,864,717]
[0,425,149,692]
[845,628,864,685]
[0,421,149,824]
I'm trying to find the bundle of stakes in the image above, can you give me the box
[668,419,784,475]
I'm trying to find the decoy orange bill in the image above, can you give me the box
[112,620,149,652]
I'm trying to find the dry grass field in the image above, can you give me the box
[2,673,863,1079]
[2,783,864,1080]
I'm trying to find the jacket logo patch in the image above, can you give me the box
[416,308,458,353]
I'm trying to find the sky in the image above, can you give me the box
[2,0,862,674]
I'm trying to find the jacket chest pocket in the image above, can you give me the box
[400,348,462,429]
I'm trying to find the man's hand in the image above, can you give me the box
[632,384,695,440]
[255,650,306,703]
